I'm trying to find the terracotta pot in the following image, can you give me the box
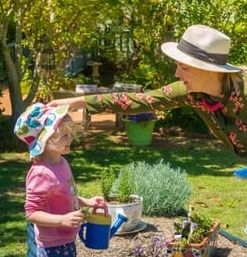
[168,221,220,257]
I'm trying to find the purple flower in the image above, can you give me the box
[134,245,143,256]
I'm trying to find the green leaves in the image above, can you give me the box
[100,168,116,202]
[116,159,192,216]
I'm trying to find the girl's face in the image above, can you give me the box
[175,62,224,96]
[48,132,73,154]
[46,115,73,155]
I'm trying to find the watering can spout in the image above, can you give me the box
[110,213,128,238]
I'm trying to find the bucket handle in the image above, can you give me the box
[92,203,108,216]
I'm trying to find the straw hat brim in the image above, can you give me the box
[161,42,240,73]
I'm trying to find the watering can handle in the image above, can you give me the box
[92,203,109,216]
[78,223,86,243]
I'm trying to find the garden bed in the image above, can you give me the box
[76,216,247,256]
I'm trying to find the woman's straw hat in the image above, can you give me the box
[161,24,240,73]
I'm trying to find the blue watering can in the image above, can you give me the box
[79,204,128,250]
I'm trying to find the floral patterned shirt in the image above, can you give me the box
[85,81,247,157]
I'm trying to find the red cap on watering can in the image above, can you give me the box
[79,204,128,250]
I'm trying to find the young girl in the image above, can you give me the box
[14,103,104,257]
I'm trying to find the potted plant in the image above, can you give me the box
[126,160,192,217]
[132,207,220,257]
[100,168,143,233]
[169,206,220,257]
[122,113,157,146]
[100,160,193,234]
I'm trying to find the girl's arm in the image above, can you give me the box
[28,209,83,227]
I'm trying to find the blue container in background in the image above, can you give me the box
[234,167,247,234]
[234,167,247,180]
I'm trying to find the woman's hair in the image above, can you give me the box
[223,71,244,96]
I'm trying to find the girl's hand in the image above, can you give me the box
[79,196,105,208]
[60,210,84,227]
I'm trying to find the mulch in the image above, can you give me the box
[76,216,247,256]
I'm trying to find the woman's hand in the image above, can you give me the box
[47,96,86,109]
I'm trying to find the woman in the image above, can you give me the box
[49,24,247,157]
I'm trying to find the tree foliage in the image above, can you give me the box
[0,0,112,120]
[173,0,247,65]
[1,0,247,124]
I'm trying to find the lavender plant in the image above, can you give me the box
[125,159,192,216]
[101,159,191,211]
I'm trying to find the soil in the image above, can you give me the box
[75,216,247,256]
[2,86,247,256]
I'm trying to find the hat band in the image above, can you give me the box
[177,38,228,65]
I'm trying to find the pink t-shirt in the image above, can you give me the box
[25,157,79,247]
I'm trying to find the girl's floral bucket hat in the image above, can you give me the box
[14,103,69,158]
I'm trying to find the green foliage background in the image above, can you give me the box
[2,0,247,138]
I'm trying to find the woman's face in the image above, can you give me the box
[175,62,223,96]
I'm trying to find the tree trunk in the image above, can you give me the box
[2,42,25,122]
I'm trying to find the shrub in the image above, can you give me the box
[101,159,192,213]
[111,168,135,203]
[156,107,209,135]
[0,115,26,152]
[123,159,192,216]
[100,168,117,202]
[101,167,135,203]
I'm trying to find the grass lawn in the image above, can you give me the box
[1,130,247,256]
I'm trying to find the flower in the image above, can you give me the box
[132,208,218,257]
[133,235,170,257]
[124,113,156,123]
